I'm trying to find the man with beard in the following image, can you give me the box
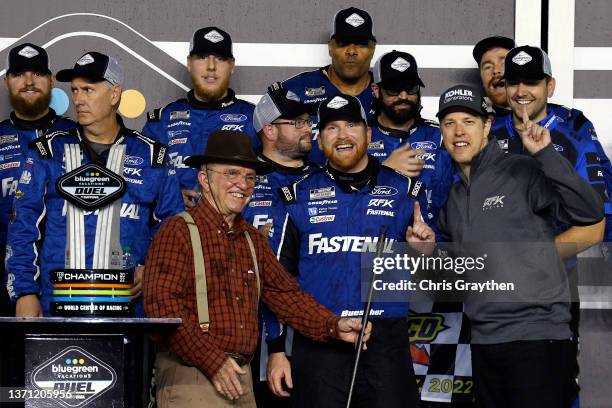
[0,43,75,315]
[370,51,473,407]
[473,36,516,120]
[244,86,319,406]
[143,27,256,208]
[281,7,376,164]
[275,94,434,407]
[6,52,183,317]
[369,50,453,225]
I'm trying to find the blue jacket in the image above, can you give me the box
[241,154,319,348]
[491,108,611,240]
[5,123,184,315]
[281,67,375,165]
[277,158,422,318]
[549,103,612,240]
[142,89,257,191]
[0,110,75,250]
[368,118,453,227]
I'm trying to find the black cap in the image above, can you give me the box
[253,86,309,132]
[6,43,51,75]
[190,27,234,59]
[373,50,425,90]
[56,52,124,85]
[436,84,489,119]
[184,130,274,174]
[330,7,376,43]
[504,45,552,82]
[317,94,367,130]
[472,36,515,65]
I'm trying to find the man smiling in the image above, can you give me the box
[0,43,75,314]
[144,130,370,407]
[143,26,256,208]
[437,84,603,407]
[275,94,433,407]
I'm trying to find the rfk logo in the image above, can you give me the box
[483,195,505,211]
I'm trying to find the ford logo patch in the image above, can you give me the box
[124,155,144,166]
[411,141,437,150]
[220,114,247,123]
[369,186,399,196]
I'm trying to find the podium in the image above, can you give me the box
[0,317,181,408]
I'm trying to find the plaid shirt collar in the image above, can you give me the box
[192,195,249,237]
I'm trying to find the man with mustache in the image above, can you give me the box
[473,36,516,120]
[6,52,183,318]
[143,27,256,208]
[244,86,319,406]
[280,7,376,164]
[0,43,75,315]
[368,50,453,225]
[275,94,434,407]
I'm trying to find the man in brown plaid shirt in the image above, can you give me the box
[144,130,370,407]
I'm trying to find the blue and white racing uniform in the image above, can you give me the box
[6,122,183,315]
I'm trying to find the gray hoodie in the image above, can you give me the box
[437,140,604,344]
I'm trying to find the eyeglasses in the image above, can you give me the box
[383,85,420,97]
[206,168,257,187]
[271,118,313,129]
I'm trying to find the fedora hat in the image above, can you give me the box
[184,130,274,174]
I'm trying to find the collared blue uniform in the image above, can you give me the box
[6,124,184,316]
[548,103,612,241]
[491,110,609,238]
[276,159,422,317]
[281,67,375,165]
[241,154,319,378]
[142,89,257,191]
[0,110,75,250]
[368,118,453,227]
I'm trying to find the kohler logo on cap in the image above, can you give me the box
[444,89,473,99]
[390,57,410,72]
[204,30,224,43]
[512,51,532,65]
[18,46,39,58]
[77,54,95,66]
[327,96,349,109]
[345,13,365,27]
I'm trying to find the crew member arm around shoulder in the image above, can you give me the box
[143,216,227,380]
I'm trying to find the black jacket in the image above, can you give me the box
[438,140,603,343]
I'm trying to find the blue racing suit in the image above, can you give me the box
[276,157,422,316]
[0,110,75,252]
[281,67,375,164]
[368,118,453,227]
[5,121,184,315]
[491,109,609,235]
[142,89,256,191]
[548,103,612,241]
[241,153,319,379]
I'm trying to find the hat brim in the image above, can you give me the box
[331,34,377,44]
[436,106,488,119]
[503,72,548,82]
[184,155,275,175]
[56,68,105,83]
[317,114,366,130]
[7,64,51,76]
[189,50,234,59]
[379,78,425,90]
